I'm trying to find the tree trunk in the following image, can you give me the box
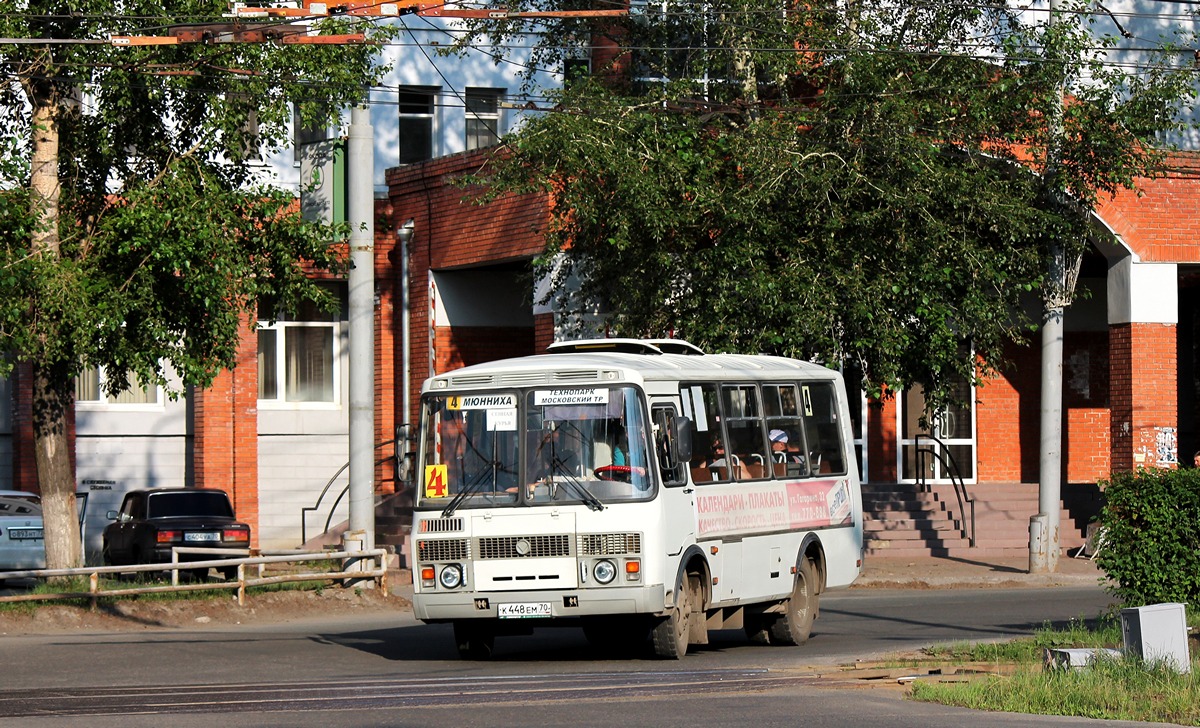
[29,78,60,256]
[27,67,80,568]
[33,362,80,570]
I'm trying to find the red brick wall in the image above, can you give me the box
[1099,161,1200,263]
[866,395,897,483]
[193,318,259,546]
[386,151,549,419]
[977,334,1111,483]
[1110,322,1178,471]
[976,350,1027,483]
[433,326,535,373]
[534,313,556,353]
[373,200,400,495]
[1062,332,1111,482]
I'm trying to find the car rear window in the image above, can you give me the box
[146,491,234,519]
[0,495,41,516]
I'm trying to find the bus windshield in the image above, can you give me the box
[418,385,655,512]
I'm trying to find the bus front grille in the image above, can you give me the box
[419,517,463,534]
[477,534,571,559]
[579,532,642,556]
[417,538,470,562]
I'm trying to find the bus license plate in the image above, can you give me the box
[498,602,552,619]
[184,532,220,542]
[8,528,42,540]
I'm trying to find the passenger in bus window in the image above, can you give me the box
[610,421,631,467]
[706,438,727,468]
[770,429,804,464]
[704,438,739,481]
[600,420,651,491]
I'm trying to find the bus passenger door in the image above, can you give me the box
[652,403,696,559]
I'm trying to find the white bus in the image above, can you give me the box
[410,339,863,659]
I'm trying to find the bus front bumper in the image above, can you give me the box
[413,584,667,622]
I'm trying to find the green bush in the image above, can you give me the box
[1095,467,1200,605]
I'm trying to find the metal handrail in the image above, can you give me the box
[915,433,976,547]
[300,437,400,546]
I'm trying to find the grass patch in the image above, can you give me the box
[919,616,1124,663]
[908,614,1200,725]
[912,657,1200,725]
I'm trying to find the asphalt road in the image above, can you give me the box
[0,585,1147,728]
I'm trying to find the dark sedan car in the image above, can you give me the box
[102,488,251,579]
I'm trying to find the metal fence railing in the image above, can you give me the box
[0,548,389,607]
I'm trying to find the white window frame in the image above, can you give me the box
[895,382,978,485]
[398,85,440,164]
[465,87,504,151]
[75,367,164,412]
[257,319,342,410]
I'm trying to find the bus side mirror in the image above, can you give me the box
[672,416,693,463]
[395,423,417,486]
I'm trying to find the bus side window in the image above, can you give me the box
[802,382,847,475]
[682,383,731,484]
[722,384,768,481]
[765,383,809,478]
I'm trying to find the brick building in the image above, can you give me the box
[378,148,1200,557]
[6,151,1196,562]
[6,3,1197,562]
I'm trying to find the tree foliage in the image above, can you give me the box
[1096,468,1200,605]
[458,0,1195,407]
[1,1,395,567]
[1,2,391,390]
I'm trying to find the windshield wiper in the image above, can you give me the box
[546,456,605,512]
[442,433,512,518]
[532,421,605,511]
[441,463,500,518]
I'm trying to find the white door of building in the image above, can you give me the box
[897,377,976,484]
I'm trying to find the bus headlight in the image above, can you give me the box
[592,559,617,585]
[439,564,464,589]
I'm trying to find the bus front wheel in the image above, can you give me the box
[652,574,696,659]
[453,621,496,660]
[769,558,817,645]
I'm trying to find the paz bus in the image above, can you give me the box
[410,339,863,659]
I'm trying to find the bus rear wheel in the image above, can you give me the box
[453,621,495,660]
[652,574,696,659]
[768,558,817,646]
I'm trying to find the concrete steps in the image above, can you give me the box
[863,481,1099,559]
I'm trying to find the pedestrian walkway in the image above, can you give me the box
[856,553,1107,589]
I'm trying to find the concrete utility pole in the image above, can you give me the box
[347,104,376,552]
[1030,0,1067,574]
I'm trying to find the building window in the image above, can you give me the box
[258,284,345,405]
[75,367,160,407]
[465,88,503,151]
[398,86,439,164]
[564,58,590,88]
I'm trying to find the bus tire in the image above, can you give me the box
[769,557,817,646]
[652,574,695,659]
[743,612,772,645]
[453,621,495,660]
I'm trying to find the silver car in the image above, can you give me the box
[0,490,45,581]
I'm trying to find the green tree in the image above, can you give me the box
[458,1,1195,407]
[0,2,393,569]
